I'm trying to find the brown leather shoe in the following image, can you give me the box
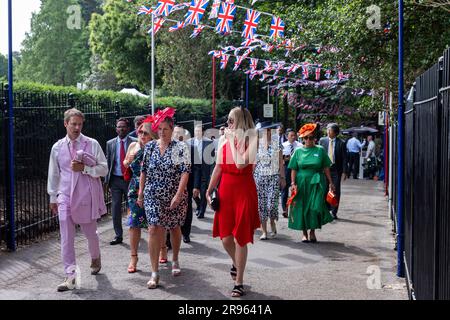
[90,256,101,275]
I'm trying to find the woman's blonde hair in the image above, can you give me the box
[138,122,158,141]
[229,107,255,131]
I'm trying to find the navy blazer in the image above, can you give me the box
[318,137,347,174]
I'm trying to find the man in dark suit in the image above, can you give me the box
[105,118,136,245]
[189,125,215,219]
[173,125,200,243]
[319,123,347,219]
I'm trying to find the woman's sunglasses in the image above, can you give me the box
[303,136,315,141]
[138,130,150,136]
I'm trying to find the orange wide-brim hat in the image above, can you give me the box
[298,123,317,138]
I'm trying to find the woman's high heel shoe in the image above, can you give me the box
[147,273,160,289]
[127,254,138,273]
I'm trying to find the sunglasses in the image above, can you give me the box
[303,136,315,141]
[138,130,150,136]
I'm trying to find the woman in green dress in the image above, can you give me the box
[288,123,335,243]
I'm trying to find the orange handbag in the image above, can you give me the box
[326,190,339,207]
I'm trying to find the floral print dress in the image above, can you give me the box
[254,135,283,222]
[141,140,191,230]
[126,148,148,228]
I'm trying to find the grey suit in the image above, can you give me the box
[319,137,347,217]
[105,136,136,239]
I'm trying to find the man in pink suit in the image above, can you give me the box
[47,108,108,292]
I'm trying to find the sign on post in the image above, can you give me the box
[263,104,273,118]
[378,111,385,126]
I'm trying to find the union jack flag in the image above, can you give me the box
[222,45,237,52]
[148,17,166,35]
[248,70,259,80]
[241,47,256,59]
[225,0,235,3]
[154,0,176,17]
[171,2,190,13]
[286,63,300,75]
[249,58,258,71]
[242,9,261,39]
[274,61,285,76]
[301,64,310,80]
[208,50,222,58]
[284,39,295,57]
[263,61,274,72]
[138,6,153,15]
[209,0,221,19]
[241,38,261,47]
[315,67,321,81]
[169,21,186,31]
[270,17,285,40]
[184,0,209,26]
[190,24,205,38]
[260,74,269,82]
[233,55,245,71]
[262,43,275,52]
[220,54,230,69]
[325,69,332,79]
[215,3,236,35]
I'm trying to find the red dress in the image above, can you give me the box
[212,140,260,246]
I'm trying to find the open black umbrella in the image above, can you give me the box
[342,126,378,134]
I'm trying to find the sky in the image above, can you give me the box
[0,0,42,55]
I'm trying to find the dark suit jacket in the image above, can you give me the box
[105,136,137,186]
[189,138,215,188]
[188,143,201,191]
[319,137,347,174]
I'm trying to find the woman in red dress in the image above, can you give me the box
[207,107,260,297]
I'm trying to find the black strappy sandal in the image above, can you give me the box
[231,285,245,297]
[230,265,237,280]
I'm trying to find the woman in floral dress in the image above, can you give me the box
[137,109,191,289]
[123,121,157,273]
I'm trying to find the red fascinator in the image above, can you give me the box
[151,107,176,132]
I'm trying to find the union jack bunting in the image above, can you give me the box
[208,50,222,58]
[184,0,209,25]
[286,63,300,75]
[270,17,285,40]
[249,58,258,71]
[233,55,245,71]
[249,70,259,80]
[225,0,235,3]
[190,24,205,38]
[284,39,295,57]
[301,64,310,79]
[209,0,221,19]
[242,9,261,39]
[148,17,166,35]
[241,38,261,47]
[263,61,274,72]
[222,45,237,52]
[262,43,275,52]
[325,69,332,79]
[154,0,176,17]
[220,54,230,69]
[274,61,286,76]
[215,2,236,35]
[138,6,153,15]
[169,21,186,31]
[315,67,321,81]
[241,46,257,58]
[260,74,269,81]
[171,2,191,13]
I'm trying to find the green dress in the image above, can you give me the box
[287,145,333,231]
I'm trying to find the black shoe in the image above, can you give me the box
[332,214,338,220]
[197,214,205,219]
[110,237,123,245]
[195,210,201,217]
[183,235,191,243]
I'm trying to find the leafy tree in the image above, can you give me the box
[17,0,101,85]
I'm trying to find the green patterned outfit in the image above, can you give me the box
[287,145,333,231]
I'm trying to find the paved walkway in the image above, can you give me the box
[0,179,407,300]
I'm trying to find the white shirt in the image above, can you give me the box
[366,140,376,158]
[47,134,108,203]
[282,140,302,156]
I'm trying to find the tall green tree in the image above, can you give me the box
[17,0,101,85]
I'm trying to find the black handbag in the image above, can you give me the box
[210,188,220,211]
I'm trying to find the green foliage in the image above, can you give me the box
[16,0,100,86]
[12,81,231,120]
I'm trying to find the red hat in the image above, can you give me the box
[150,107,176,132]
[298,123,317,138]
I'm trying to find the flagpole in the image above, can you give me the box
[246,74,249,109]
[6,0,16,251]
[151,13,155,115]
[212,56,216,127]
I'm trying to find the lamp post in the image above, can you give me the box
[397,0,405,278]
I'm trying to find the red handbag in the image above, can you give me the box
[326,190,339,207]
[123,166,132,182]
